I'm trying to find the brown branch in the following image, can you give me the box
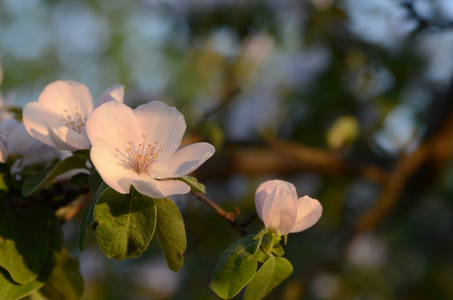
[192,192,250,236]
[193,192,238,222]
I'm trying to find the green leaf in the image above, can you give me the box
[0,209,63,300]
[77,170,108,251]
[210,235,262,299]
[244,257,293,300]
[94,187,157,260]
[0,204,52,284]
[253,249,270,263]
[271,245,284,256]
[155,198,186,272]
[0,266,45,300]
[22,156,87,197]
[38,250,84,300]
[175,176,206,193]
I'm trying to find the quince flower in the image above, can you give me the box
[86,100,215,199]
[255,180,322,235]
[23,80,124,151]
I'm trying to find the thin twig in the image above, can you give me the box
[193,192,238,222]
[192,192,251,236]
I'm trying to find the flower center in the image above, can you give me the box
[60,106,87,134]
[126,135,163,174]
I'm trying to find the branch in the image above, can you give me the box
[192,192,252,236]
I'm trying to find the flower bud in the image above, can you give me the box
[254,180,322,235]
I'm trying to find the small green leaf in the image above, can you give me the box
[38,250,84,300]
[210,235,262,299]
[271,245,284,256]
[94,187,157,260]
[253,249,270,263]
[244,257,293,300]
[0,204,52,284]
[77,170,108,251]
[155,198,186,272]
[175,176,206,193]
[22,156,87,197]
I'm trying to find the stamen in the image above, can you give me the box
[59,106,87,133]
[126,135,162,173]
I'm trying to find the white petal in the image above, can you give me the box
[23,102,61,147]
[96,84,124,107]
[151,142,215,179]
[38,80,93,116]
[0,144,8,163]
[7,123,58,163]
[255,180,298,235]
[290,196,323,233]
[86,101,142,151]
[91,139,137,194]
[46,124,90,151]
[126,173,191,198]
[133,101,186,161]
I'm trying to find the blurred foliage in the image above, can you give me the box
[3,0,453,299]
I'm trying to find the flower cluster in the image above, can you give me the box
[18,80,215,199]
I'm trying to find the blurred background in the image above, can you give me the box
[2,0,453,299]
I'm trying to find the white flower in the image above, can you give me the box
[255,179,322,235]
[23,80,124,151]
[86,100,215,199]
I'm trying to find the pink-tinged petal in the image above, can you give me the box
[38,81,93,116]
[96,84,124,107]
[133,101,186,161]
[91,139,137,194]
[255,180,278,222]
[23,102,62,147]
[0,144,8,163]
[7,123,58,163]
[125,173,191,198]
[264,186,297,235]
[47,124,90,151]
[86,101,142,151]
[290,196,323,233]
[255,180,298,235]
[151,142,215,179]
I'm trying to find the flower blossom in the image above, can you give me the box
[255,180,322,235]
[86,100,215,199]
[23,80,124,151]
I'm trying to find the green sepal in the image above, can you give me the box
[253,229,268,240]
[175,176,206,193]
[244,256,293,300]
[22,156,87,197]
[271,245,284,256]
[93,187,157,260]
[210,235,262,299]
[253,249,270,263]
[155,198,187,272]
[77,170,108,251]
